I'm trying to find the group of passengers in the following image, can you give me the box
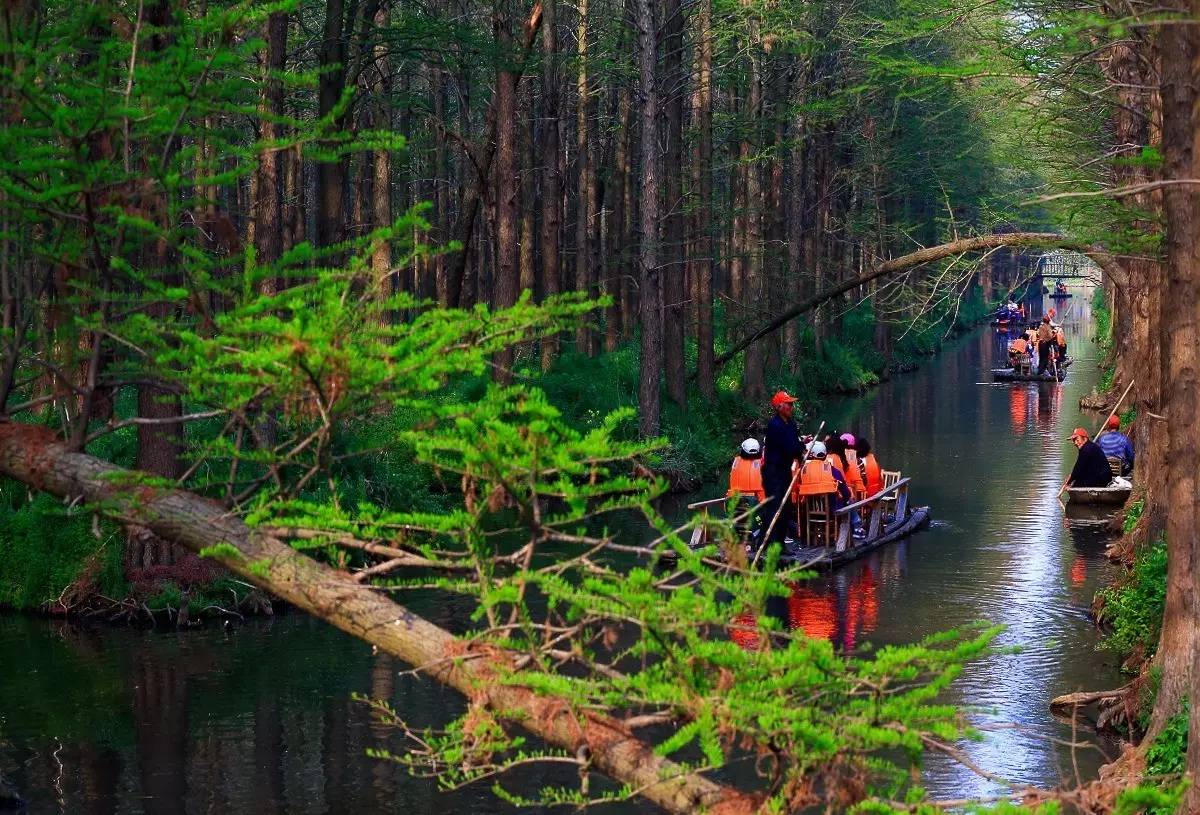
[726,390,889,552]
[1066,415,1135,489]
[1008,312,1069,375]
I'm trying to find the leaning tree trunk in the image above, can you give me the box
[0,422,761,815]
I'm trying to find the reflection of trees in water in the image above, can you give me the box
[132,655,189,815]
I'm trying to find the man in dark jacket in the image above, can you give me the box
[761,391,806,546]
[1067,427,1113,489]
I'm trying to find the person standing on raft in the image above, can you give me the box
[761,391,806,547]
[1036,316,1056,375]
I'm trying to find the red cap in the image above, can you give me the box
[771,391,799,408]
[1069,427,1089,441]
[1105,415,1121,430]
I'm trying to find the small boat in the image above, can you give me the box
[1050,292,1073,299]
[992,365,1067,382]
[1067,476,1132,506]
[780,505,931,568]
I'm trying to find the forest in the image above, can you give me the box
[1,0,1199,811]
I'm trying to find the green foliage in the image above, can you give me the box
[1123,499,1145,535]
[1146,710,1188,777]
[0,487,126,610]
[1097,538,1167,663]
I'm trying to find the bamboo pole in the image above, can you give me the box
[752,420,824,567]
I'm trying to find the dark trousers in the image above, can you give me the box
[1037,340,1052,373]
[760,487,794,545]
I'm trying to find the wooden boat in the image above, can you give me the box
[686,477,930,570]
[780,505,931,568]
[1067,476,1132,506]
[1050,292,1073,299]
[992,366,1066,382]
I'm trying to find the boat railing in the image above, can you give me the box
[831,478,911,553]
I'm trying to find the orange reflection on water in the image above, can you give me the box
[1009,387,1029,434]
[1070,555,1087,586]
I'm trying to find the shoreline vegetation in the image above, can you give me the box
[0,296,988,622]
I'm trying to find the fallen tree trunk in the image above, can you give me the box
[711,232,1124,371]
[0,421,760,815]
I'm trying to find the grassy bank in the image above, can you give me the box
[0,294,990,614]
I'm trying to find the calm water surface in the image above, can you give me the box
[1,290,1123,812]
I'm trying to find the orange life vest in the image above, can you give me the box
[862,453,884,496]
[1009,338,1028,354]
[727,456,764,502]
[838,451,866,495]
[1055,328,1066,347]
[795,458,837,497]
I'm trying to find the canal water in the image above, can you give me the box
[0,289,1124,812]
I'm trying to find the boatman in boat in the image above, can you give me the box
[1096,415,1135,476]
[762,391,806,547]
[1036,316,1056,375]
[1066,427,1113,489]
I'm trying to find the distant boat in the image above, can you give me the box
[992,360,1070,382]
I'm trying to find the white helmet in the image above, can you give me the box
[809,441,827,457]
[740,438,761,457]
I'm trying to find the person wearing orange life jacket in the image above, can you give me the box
[728,438,765,503]
[854,437,884,497]
[795,443,838,497]
[1055,326,1068,361]
[824,436,867,538]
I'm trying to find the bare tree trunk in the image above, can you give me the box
[254,11,287,297]
[539,0,562,368]
[519,82,536,296]
[606,81,629,353]
[492,0,520,384]
[316,0,347,250]
[370,5,393,305]
[740,36,765,402]
[693,0,714,397]
[574,0,595,355]
[635,0,662,437]
[661,0,686,408]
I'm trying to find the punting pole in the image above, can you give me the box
[1057,377,1137,504]
[752,420,825,568]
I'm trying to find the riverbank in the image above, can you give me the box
[0,297,988,620]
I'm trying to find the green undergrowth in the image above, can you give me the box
[1142,709,1189,815]
[1097,536,1166,665]
[1093,287,1116,391]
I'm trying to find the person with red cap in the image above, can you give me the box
[1067,427,1113,489]
[1036,316,1056,375]
[1096,415,1134,476]
[762,391,806,547]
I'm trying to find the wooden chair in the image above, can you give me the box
[878,470,902,518]
[804,494,838,547]
[1107,456,1123,478]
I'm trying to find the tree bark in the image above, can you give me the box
[692,0,714,398]
[254,11,287,296]
[739,35,765,402]
[661,0,686,408]
[316,0,347,250]
[492,0,520,384]
[370,5,393,305]
[574,0,595,355]
[539,0,562,368]
[0,422,761,815]
[635,0,662,437]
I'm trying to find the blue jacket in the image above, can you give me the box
[1096,431,1134,469]
[762,415,804,496]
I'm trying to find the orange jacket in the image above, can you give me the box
[795,458,838,497]
[837,451,866,495]
[862,453,884,496]
[1009,338,1028,354]
[727,456,765,502]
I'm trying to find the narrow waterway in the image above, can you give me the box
[0,289,1124,812]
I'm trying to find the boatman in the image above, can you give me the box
[1096,415,1135,476]
[762,391,806,547]
[1036,316,1055,375]
[1066,428,1113,489]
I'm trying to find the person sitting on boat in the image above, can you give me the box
[1055,326,1068,362]
[796,440,852,514]
[853,437,885,497]
[762,391,805,547]
[824,437,867,539]
[1067,427,1113,489]
[728,438,765,503]
[1096,415,1134,476]
[1036,316,1055,375]
[1008,336,1029,369]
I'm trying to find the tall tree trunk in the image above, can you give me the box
[316,0,347,250]
[574,0,595,355]
[635,0,662,437]
[492,0,520,383]
[519,82,536,297]
[1150,4,1200,774]
[370,5,393,304]
[661,0,686,408]
[539,0,562,368]
[255,11,288,296]
[740,36,765,403]
[606,81,629,353]
[692,0,714,398]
